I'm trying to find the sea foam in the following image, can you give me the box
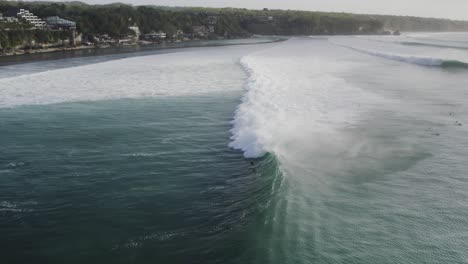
[229,38,381,158]
[0,46,260,108]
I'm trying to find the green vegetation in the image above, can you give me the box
[0,29,72,48]
[1,1,468,53]
[0,20,73,52]
[378,15,468,32]
[0,2,386,38]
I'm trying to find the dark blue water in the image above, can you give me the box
[0,95,281,263]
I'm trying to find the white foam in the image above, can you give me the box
[229,38,382,158]
[0,46,261,108]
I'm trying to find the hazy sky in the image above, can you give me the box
[39,0,468,20]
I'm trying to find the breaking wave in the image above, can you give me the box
[229,38,382,159]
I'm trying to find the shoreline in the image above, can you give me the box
[0,44,96,57]
[0,37,286,66]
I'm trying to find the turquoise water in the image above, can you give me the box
[1,34,468,263]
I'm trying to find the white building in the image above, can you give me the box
[143,31,167,41]
[129,25,140,38]
[17,9,46,29]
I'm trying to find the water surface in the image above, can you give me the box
[1,33,468,263]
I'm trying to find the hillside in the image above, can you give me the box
[1,1,468,53]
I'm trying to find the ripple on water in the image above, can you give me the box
[0,201,38,213]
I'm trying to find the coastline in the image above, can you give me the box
[0,37,286,66]
[0,44,96,57]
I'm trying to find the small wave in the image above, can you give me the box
[401,41,468,50]
[121,153,160,157]
[5,162,26,168]
[409,36,468,45]
[0,201,37,213]
[330,40,468,69]
[441,60,468,69]
[354,36,468,50]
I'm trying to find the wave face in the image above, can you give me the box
[229,38,389,261]
[331,36,468,68]
[229,36,468,263]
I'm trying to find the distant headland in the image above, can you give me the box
[1,1,468,56]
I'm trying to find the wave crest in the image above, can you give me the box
[229,39,380,158]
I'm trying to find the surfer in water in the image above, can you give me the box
[249,161,256,173]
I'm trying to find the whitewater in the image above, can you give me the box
[1,34,468,263]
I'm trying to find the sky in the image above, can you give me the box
[28,0,468,20]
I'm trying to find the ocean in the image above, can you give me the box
[1,34,468,263]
